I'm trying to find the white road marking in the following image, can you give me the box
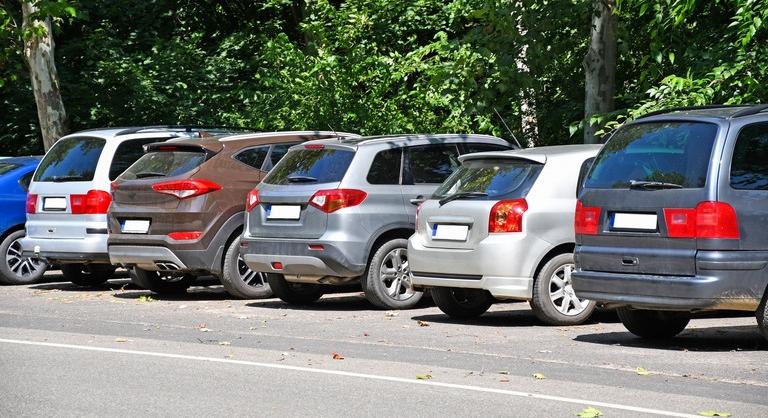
[0,337,700,417]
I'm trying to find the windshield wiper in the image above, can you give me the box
[135,172,166,179]
[51,175,86,182]
[287,175,318,183]
[629,180,683,190]
[439,191,488,206]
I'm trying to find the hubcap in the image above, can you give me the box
[5,238,44,279]
[379,248,415,301]
[548,263,590,316]
[238,254,266,288]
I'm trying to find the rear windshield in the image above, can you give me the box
[433,159,543,200]
[34,136,106,182]
[0,162,21,176]
[120,151,207,180]
[263,147,355,185]
[584,122,718,189]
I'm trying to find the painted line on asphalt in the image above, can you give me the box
[0,337,700,417]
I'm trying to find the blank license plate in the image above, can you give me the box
[121,220,150,234]
[267,205,301,220]
[612,213,657,231]
[432,224,469,241]
[43,197,67,211]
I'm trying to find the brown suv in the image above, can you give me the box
[107,131,357,298]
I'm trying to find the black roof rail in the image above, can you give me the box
[636,104,749,120]
[114,125,255,136]
[730,104,768,119]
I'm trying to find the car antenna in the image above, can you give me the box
[494,107,523,148]
[327,123,340,139]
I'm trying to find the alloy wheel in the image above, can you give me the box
[238,254,266,288]
[5,238,45,279]
[378,248,415,301]
[548,263,590,316]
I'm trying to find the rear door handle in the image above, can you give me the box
[409,195,425,206]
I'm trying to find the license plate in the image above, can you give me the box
[267,205,301,220]
[121,220,150,234]
[612,213,657,231]
[43,197,67,211]
[431,224,469,241]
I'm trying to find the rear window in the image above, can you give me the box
[584,122,718,189]
[433,159,543,200]
[730,123,768,190]
[34,136,106,182]
[0,162,21,176]
[109,138,161,180]
[120,151,207,180]
[263,147,355,185]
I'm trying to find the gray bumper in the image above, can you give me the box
[240,237,366,279]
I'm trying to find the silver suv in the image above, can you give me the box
[408,145,601,325]
[240,134,513,309]
[22,126,246,286]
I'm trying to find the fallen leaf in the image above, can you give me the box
[137,295,154,303]
[218,341,231,346]
[332,352,345,360]
[497,370,510,375]
[635,367,651,376]
[698,411,732,417]
[363,332,370,337]
[385,311,399,317]
[198,327,210,332]
[114,338,130,343]
[575,407,603,417]
[499,379,509,383]
[417,320,430,327]
[533,373,546,380]
[415,374,432,380]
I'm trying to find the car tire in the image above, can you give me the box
[756,287,768,341]
[0,229,47,285]
[131,267,195,294]
[362,238,423,310]
[617,307,690,339]
[61,263,114,286]
[220,236,273,299]
[530,253,596,326]
[432,287,493,319]
[265,273,323,305]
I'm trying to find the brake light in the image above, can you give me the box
[70,190,112,214]
[488,199,527,233]
[664,201,739,239]
[246,188,260,212]
[575,200,601,235]
[26,194,38,214]
[167,231,203,241]
[152,179,221,199]
[309,189,367,213]
[304,144,325,150]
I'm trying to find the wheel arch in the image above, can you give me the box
[532,242,576,280]
[0,224,26,244]
[209,212,246,275]
[365,225,414,265]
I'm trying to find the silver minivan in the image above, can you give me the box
[21,126,244,285]
[408,145,601,325]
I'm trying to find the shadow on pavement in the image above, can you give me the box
[246,292,434,312]
[30,278,138,292]
[574,325,767,352]
[411,305,620,328]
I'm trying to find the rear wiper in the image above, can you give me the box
[135,172,166,179]
[629,180,683,190]
[51,175,86,182]
[287,175,318,183]
[439,191,488,206]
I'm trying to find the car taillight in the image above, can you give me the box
[575,200,601,235]
[309,189,367,213]
[167,231,203,241]
[70,190,112,214]
[152,179,222,199]
[26,194,38,214]
[246,188,260,212]
[304,144,325,150]
[488,199,528,233]
[664,201,739,239]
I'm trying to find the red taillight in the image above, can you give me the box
[167,231,203,241]
[488,199,528,233]
[246,188,260,212]
[309,189,367,213]
[664,201,739,239]
[575,200,601,235]
[272,262,284,270]
[152,179,222,199]
[304,144,325,150]
[26,194,38,214]
[70,190,112,214]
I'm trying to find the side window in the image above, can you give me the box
[265,143,296,170]
[406,144,461,184]
[577,157,595,197]
[731,123,768,190]
[109,138,161,180]
[18,171,33,192]
[460,143,511,154]
[367,148,402,185]
[234,146,270,170]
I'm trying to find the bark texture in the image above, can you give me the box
[583,0,617,144]
[22,2,68,151]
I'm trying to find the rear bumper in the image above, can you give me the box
[20,235,109,263]
[410,271,532,300]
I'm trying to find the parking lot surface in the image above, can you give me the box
[1,273,766,417]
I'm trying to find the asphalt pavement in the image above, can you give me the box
[1,272,766,417]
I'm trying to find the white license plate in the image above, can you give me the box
[121,220,150,234]
[43,197,67,211]
[267,205,301,220]
[612,213,657,231]
[432,224,469,241]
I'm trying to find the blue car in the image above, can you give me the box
[0,156,47,284]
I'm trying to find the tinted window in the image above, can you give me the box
[109,138,161,180]
[0,162,21,176]
[577,157,595,197]
[235,146,270,170]
[585,122,717,189]
[407,144,461,184]
[461,143,512,153]
[731,123,768,190]
[120,151,207,180]
[433,159,542,200]
[367,149,402,185]
[18,171,33,191]
[34,137,105,182]
[267,143,295,169]
[264,148,355,185]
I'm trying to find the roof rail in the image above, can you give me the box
[730,104,768,119]
[114,125,254,136]
[636,104,748,120]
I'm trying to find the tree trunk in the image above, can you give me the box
[583,0,617,144]
[22,2,68,151]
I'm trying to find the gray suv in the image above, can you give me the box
[240,134,513,309]
[572,105,768,341]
